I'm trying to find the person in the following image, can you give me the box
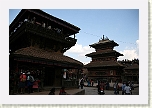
[80,78,84,89]
[116,83,120,94]
[122,82,126,95]
[48,88,55,95]
[106,82,110,90]
[99,81,105,94]
[97,80,100,93]
[91,80,94,87]
[42,22,45,28]
[124,83,131,95]
[100,81,105,90]
[113,82,118,95]
[59,87,67,95]
[129,81,134,90]
[26,72,35,94]
[19,72,27,94]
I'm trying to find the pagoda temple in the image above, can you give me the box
[84,35,124,83]
[9,9,83,89]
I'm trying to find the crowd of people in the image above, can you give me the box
[112,81,134,95]
[9,70,42,94]
[97,80,134,95]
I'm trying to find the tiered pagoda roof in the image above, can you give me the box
[11,46,83,68]
[86,50,123,57]
[85,35,124,68]
[85,61,123,68]
[89,35,118,49]
[10,9,80,35]
[9,9,81,53]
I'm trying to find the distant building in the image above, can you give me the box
[84,35,124,83]
[9,9,83,90]
[119,59,139,83]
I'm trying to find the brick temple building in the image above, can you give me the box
[84,36,124,83]
[9,9,83,89]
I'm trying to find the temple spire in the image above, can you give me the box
[103,35,104,40]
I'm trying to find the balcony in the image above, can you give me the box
[10,21,77,45]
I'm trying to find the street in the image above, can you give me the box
[84,86,139,95]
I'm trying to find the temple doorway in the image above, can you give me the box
[44,67,55,86]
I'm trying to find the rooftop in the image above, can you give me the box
[10,9,80,35]
[85,50,123,57]
[84,61,124,68]
[12,47,83,67]
[89,35,119,48]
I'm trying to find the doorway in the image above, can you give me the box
[44,67,55,86]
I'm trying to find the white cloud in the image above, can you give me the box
[118,40,139,60]
[64,44,95,64]
[118,49,139,60]
[64,40,139,64]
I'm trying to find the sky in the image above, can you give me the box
[2,0,148,105]
[9,9,139,64]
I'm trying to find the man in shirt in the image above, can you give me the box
[124,83,131,95]
[122,82,126,95]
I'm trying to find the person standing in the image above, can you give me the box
[116,83,120,94]
[26,72,35,94]
[124,83,131,95]
[91,80,94,87]
[113,82,117,95]
[80,78,84,89]
[19,72,27,94]
[122,82,126,95]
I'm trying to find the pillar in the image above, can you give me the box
[54,68,62,86]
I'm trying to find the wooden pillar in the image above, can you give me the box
[54,68,62,86]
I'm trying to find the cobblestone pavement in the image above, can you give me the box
[12,82,138,95]
[84,86,139,95]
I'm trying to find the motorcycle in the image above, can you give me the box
[99,88,105,95]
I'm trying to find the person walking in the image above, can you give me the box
[124,83,131,95]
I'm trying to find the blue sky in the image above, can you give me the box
[9,9,139,64]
